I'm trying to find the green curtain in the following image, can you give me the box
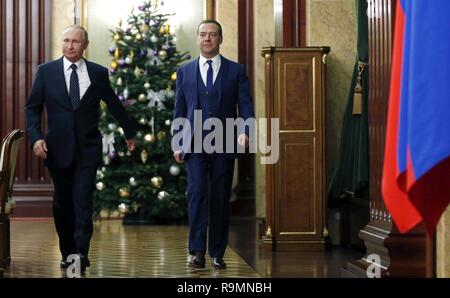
[328,0,369,202]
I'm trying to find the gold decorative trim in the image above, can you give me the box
[265,225,273,238]
[78,0,89,58]
[204,0,215,19]
[322,53,328,64]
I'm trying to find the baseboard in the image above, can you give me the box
[10,196,53,218]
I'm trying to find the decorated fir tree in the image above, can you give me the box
[93,1,190,223]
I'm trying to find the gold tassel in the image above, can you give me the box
[352,61,367,115]
[353,82,363,115]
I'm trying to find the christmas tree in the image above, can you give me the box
[93,1,190,223]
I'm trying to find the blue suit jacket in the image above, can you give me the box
[25,57,136,169]
[173,56,254,159]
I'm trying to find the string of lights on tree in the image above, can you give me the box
[93,0,190,223]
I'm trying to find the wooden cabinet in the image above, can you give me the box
[261,47,330,251]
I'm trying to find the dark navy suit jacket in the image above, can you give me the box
[25,57,136,169]
[173,56,254,159]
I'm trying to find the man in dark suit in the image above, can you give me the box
[25,25,136,273]
[173,20,254,269]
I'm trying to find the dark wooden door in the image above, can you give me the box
[0,0,53,217]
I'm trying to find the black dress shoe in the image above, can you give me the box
[79,255,90,273]
[60,259,71,269]
[189,251,205,268]
[211,258,226,269]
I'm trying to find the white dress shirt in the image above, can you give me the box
[63,57,91,100]
[199,54,221,87]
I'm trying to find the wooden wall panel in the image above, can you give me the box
[275,0,306,47]
[279,138,315,233]
[0,0,53,217]
[279,59,312,130]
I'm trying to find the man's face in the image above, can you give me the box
[197,23,222,58]
[62,28,88,63]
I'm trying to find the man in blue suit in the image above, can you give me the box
[25,25,136,273]
[173,20,254,269]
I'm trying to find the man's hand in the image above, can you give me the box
[173,150,184,163]
[126,138,136,152]
[33,139,48,159]
[238,133,249,148]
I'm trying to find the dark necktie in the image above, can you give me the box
[69,64,80,109]
[206,60,213,93]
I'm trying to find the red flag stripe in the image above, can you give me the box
[381,1,422,233]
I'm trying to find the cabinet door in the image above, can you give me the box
[273,51,325,245]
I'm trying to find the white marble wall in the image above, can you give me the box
[83,0,203,67]
[52,0,76,60]
[215,0,238,62]
[213,0,239,189]
[307,0,357,186]
[437,207,450,277]
[254,0,275,218]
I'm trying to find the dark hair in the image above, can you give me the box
[64,24,89,43]
[197,20,222,36]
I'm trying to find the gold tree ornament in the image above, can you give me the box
[158,50,168,60]
[111,62,118,70]
[100,100,107,111]
[164,24,171,35]
[138,93,147,102]
[151,176,163,189]
[134,67,144,78]
[171,72,177,81]
[157,131,166,140]
[135,33,142,41]
[141,149,148,164]
[114,48,120,59]
[119,187,130,198]
[144,134,155,143]
[114,33,121,41]
[140,24,150,33]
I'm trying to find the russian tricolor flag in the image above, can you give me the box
[382,0,450,235]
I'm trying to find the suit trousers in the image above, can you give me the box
[48,161,98,258]
[185,153,235,258]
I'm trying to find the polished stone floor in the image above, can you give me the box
[1,218,363,278]
[2,219,259,278]
[228,218,364,278]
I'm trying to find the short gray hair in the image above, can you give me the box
[63,24,89,43]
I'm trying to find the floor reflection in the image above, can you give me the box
[3,219,259,278]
